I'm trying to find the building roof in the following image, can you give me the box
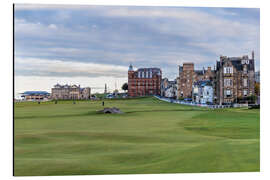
[137,67,161,72]
[128,64,134,71]
[134,67,162,77]
[54,84,80,88]
[22,91,50,95]
[216,56,255,71]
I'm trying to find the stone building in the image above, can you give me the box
[177,63,214,99]
[128,64,162,97]
[215,52,255,104]
[51,84,91,100]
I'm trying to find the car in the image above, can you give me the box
[106,94,115,99]
[184,98,192,102]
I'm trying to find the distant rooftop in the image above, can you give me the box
[22,91,50,95]
[137,67,161,71]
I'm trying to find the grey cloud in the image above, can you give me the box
[15,5,260,79]
[15,57,128,78]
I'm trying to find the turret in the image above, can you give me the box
[128,64,134,71]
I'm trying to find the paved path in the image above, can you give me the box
[154,96,232,109]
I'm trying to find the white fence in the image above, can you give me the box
[154,96,232,109]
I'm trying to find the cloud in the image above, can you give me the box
[48,24,57,29]
[15,4,94,10]
[14,5,260,81]
[15,57,128,78]
[15,75,127,94]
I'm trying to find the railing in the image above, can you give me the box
[154,96,233,109]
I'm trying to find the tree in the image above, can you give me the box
[255,82,260,96]
[122,83,128,92]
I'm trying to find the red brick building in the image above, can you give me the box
[128,64,162,97]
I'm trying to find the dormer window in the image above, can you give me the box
[241,60,249,64]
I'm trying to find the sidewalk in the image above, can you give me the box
[154,96,232,109]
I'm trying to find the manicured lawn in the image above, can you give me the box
[14,97,260,176]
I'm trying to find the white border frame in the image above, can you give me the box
[1,0,268,179]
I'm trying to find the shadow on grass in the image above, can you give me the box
[15,108,208,120]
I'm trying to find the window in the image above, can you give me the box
[225,89,232,97]
[224,79,232,87]
[224,67,233,74]
[243,65,247,73]
[243,90,248,96]
[243,79,248,87]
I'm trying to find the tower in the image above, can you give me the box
[128,63,134,79]
[104,83,107,94]
[128,64,135,97]
[128,63,133,71]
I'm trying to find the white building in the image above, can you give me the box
[161,78,177,98]
[192,80,213,104]
[164,85,177,98]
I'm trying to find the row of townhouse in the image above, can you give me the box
[127,51,257,105]
[177,51,256,105]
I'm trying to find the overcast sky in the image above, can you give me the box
[14,4,260,94]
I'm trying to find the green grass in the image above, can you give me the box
[14,97,260,176]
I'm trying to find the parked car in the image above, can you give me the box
[122,94,128,98]
[106,94,115,99]
[184,98,192,102]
